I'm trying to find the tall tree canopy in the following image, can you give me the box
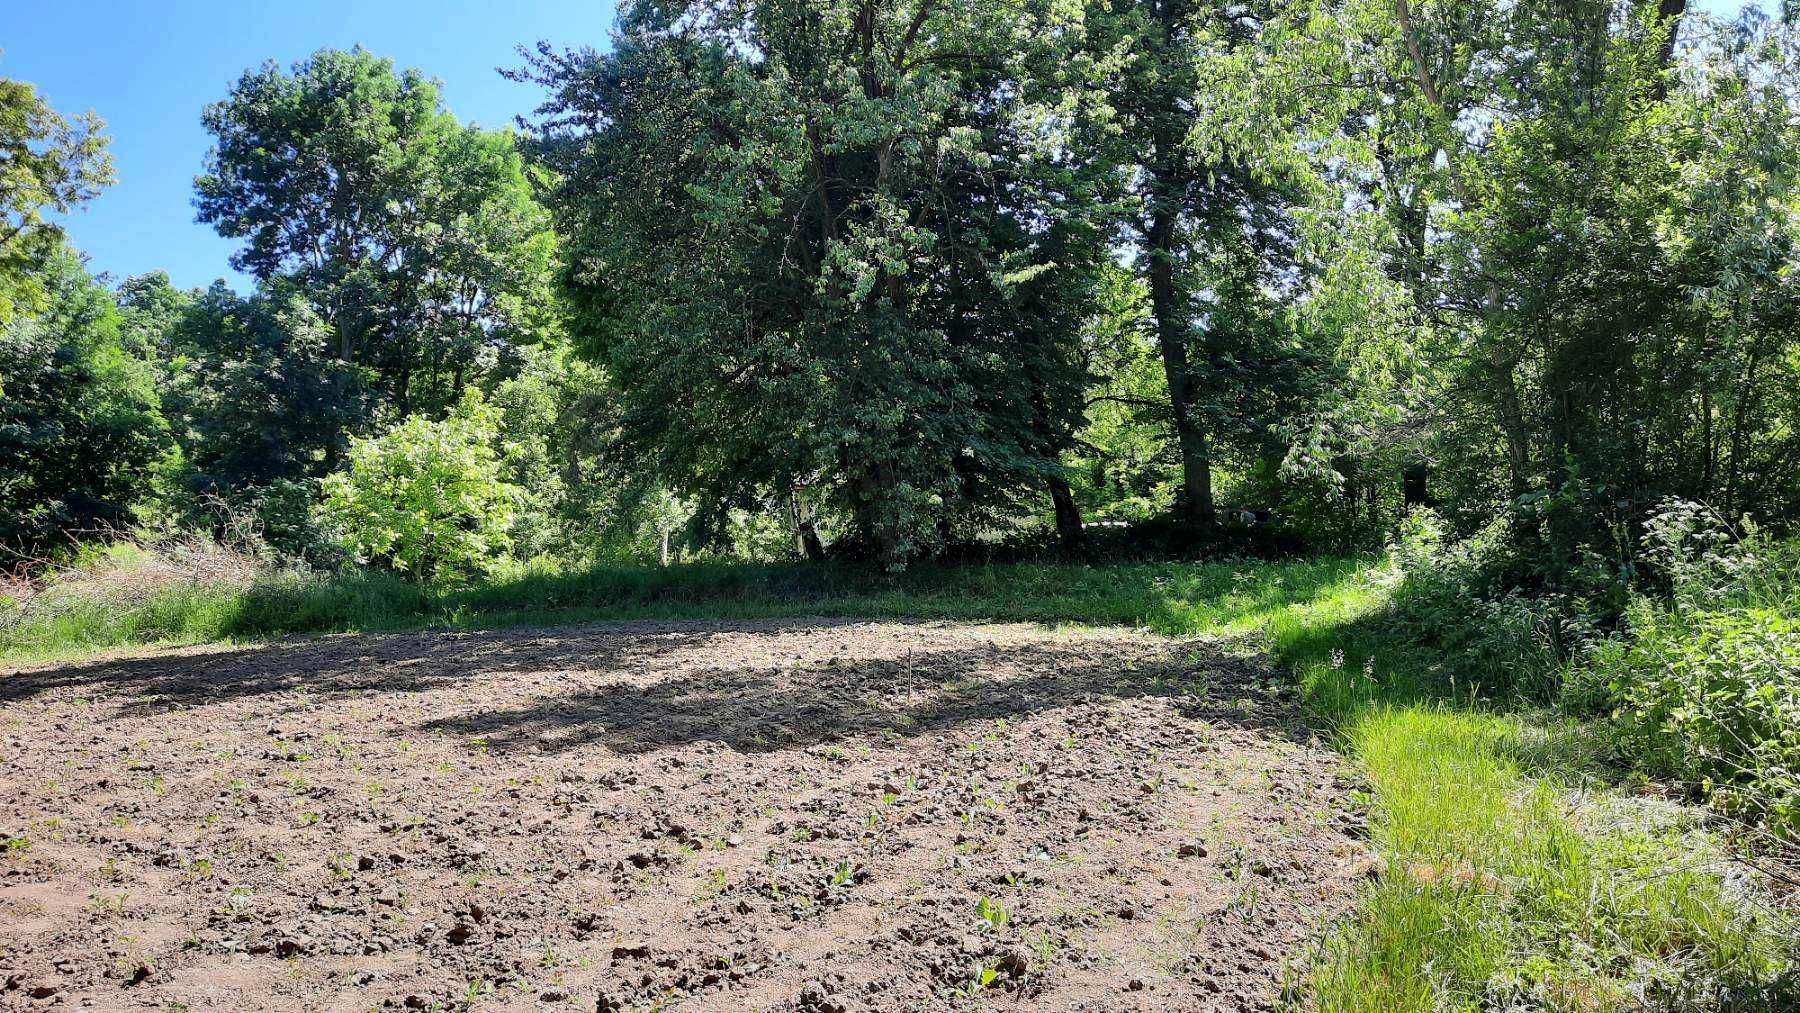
[0,78,114,325]
[195,48,558,423]
[517,0,1118,563]
[1080,0,1319,527]
[159,283,362,495]
[7,1,1799,583]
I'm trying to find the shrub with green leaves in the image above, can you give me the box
[1569,507,1800,841]
[1380,512,1597,701]
[0,248,170,552]
[318,392,522,582]
[1601,598,1800,842]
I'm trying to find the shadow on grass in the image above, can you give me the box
[1249,579,1634,790]
[222,556,1374,643]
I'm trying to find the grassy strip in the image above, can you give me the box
[0,556,1361,663]
[3,555,1792,1007]
[1313,707,1789,1009]
[1265,571,1795,1010]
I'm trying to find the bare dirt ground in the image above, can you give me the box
[0,620,1372,1012]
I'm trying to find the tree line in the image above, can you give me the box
[4,0,1799,585]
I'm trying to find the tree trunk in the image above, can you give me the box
[800,524,826,563]
[1138,1,1216,529]
[790,488,826,562]
[1653,0,1688,98]
[1146,199,1215,527]
[1049,476,1084,550]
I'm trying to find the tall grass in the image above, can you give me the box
[1268,565,1797,1010]
[0,565,428,662]
[1,554,1365,662]
[1310,702,1792,1009]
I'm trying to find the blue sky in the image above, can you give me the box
[3,0,1754,292]
[5,1,620,291]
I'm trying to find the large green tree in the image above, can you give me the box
[0,78,114,325]
[1076,0,1318,528]
[195,48,558,426]
[518,0,1117,563]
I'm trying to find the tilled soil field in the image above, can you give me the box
[1,620,1372,1012]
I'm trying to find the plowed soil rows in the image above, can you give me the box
[1,621,1371,1011]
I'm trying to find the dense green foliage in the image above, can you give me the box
[1245,1,1800,566]
[160,283,358,494]
[318,391,523,580]
[1588,509,1800,840]
[517,1,1116,563]
[0,249,168,552]
[6,7,1800,1008]
[1608,598,1799,837]
[9,6,1800,580]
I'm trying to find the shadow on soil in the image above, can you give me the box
[1,619,1313,756]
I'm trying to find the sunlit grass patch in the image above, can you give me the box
[1,553,1364,663]
[1273,570,1799,1011]
[1311,704,1792,1011]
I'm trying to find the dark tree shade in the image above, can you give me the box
[0,250,168,553]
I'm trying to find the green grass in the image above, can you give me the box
[1264,568,1796,1010]
[1,554,1363,662]
[2,553,1792,1008]
[1311,704,1791,1009]
[0,567,428,663]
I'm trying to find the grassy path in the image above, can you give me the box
[1254,570,1793,1009]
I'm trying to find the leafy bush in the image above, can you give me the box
[1380,512,1599,701]
[1359,501,1800,842]
[1570,507,1800,841]
[317,391,523,582]
[1602,603,1800,841]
